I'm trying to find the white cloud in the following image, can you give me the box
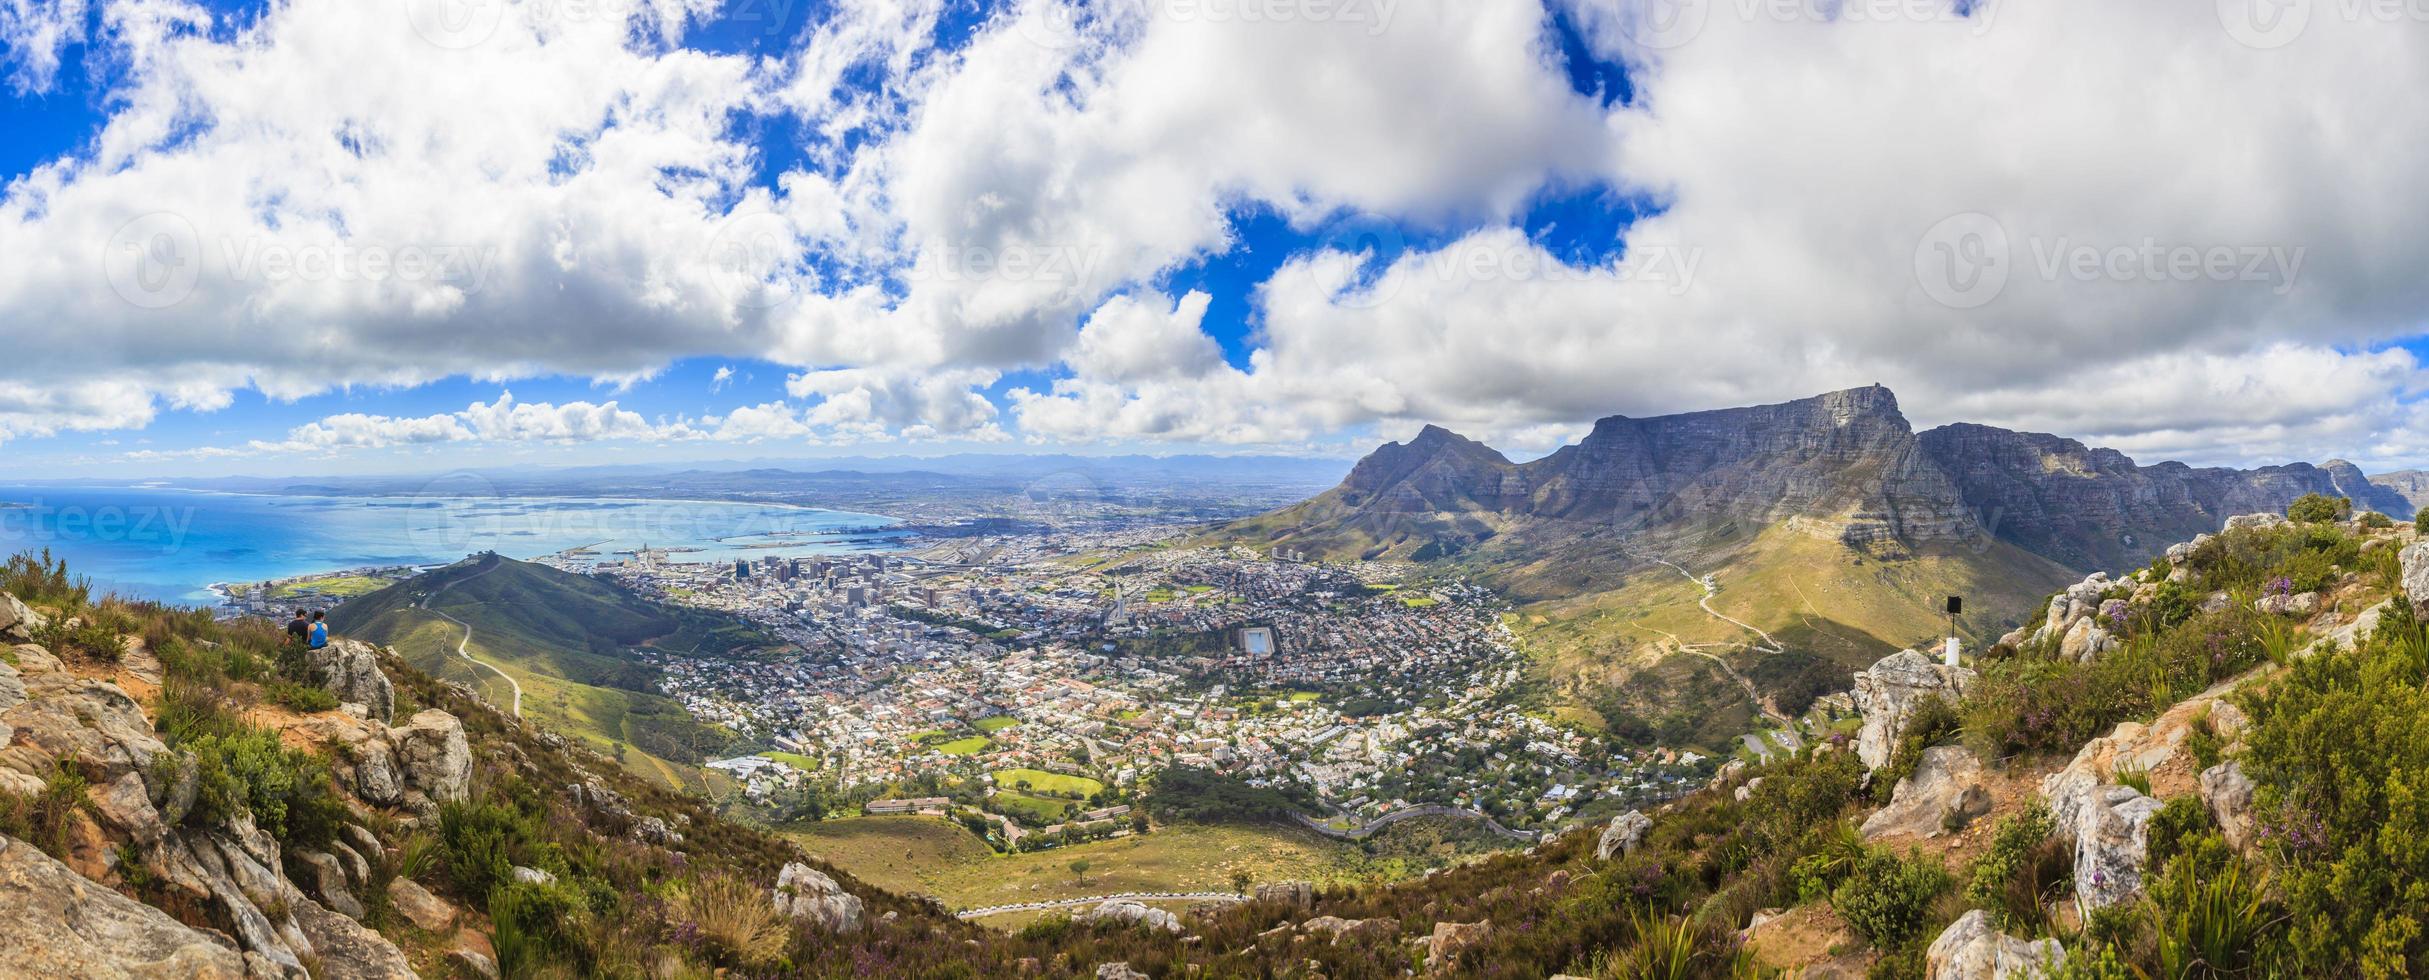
[0,0,86,94]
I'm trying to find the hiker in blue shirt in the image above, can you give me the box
[309,610,329,649]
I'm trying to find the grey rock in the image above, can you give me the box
[387,876,458,932]
[1852,650,1975,771]
[2199,761,2258,853]
[390,709,471,802]
[93,770,167,846]
[1095,964,1150,980]
[448,948,501,980]
[2255,591,2322,617]
[1425,920,1492,972]
[1595,810,1653,861]
[1078,900,1183,934]
[1862,746,1991,840]
[328,840,370,888]
[2404,540,2429,612]
[1255,879,1315,909]
[0,592,44,644]
[2223,512,2291,533]
[1925,909,2066,979]
[774,862,865,933]
[0,834,247,978]
[303,639,394,725]
[290,898,415,980]
[633,815,682,846]
[342,823,385,862]
[512,865,556,886]
[293,851,364,921]
[2058,616,2114,663]
[0,657,25,713]
[2073,785,2164,910]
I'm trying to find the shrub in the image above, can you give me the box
[1831,847,1951,949]
[1876,698,1961,793]
[488,878,586,976]
[265,680,338,713]
[2417,509,2429,535]
[179,729,346,849]
[2141,796,2213,873]
[0,550,88,609]
[2147,856,2271,979]
[2360,511,2395,530]
[0,760,94,860]
[2286,493,2349,524]
[668,873,790,968]
[1965,805,2070,934]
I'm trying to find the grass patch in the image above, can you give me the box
[932,736,991,756]
[992,768,1104,796]
[973,715,1021,734]
[758,751,820,771]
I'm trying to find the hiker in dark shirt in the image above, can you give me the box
[286,610,310,646]
[309,610,329,650]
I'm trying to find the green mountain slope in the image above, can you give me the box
[329,553,781,790]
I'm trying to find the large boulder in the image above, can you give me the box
[1078,900,1183,934]
[2403,540,2429,612]
[1425,920,1492,972]
[1596,810,1653,861]
[290,897,416,980]
[1925,909,2066,979]
[1255,879,1315,909]
[772,862,864,933]
[1852,651,1976,771]
[1862,746,1992,840]
[387,877,457,932]
[2324,599,2391,653]
[293,851,363,921]
[0,835,248,978]
[2028,573,2114,648]
[2254,591,2322,618]
[2058,617,2114,663]
[389,710,471,803]
[304,639,394,724]
[0,593,44,644]
[2199,761,2258,853]
[2222,513,2290,533]
[2072,785,2163,911]
[0,678,166,788]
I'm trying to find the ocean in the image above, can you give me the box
[0,485,905,605]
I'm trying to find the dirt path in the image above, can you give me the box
[1628,553,1792,727]
[420,559,522,717]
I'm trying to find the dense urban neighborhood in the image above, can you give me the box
[526,535,1722,852]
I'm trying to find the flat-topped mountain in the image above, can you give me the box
[1217,385,2413,739]
[1243,385,2407,574]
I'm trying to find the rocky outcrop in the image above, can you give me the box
[1925,909,2066,979]
[1255,880,1315,909]
[1862,746,1991,840]
[2071,785,2163,910]
[1425,920,1492,972]
[391,709,471,803]
[0,592,44,644]
[2255,591,2321,617]
[291,896,416,979]
[2403,541,2429,612]
[0,834,248,978]
[304,639,394,724]
[773,862,864,933]
[1596,810,1652,861]
[294,850,363,920]
[2199,761,2258,853]
[1078,900,1184,934]
[388,877,458,932]
[1094,963,1151,980]
[1852,651,1975,771]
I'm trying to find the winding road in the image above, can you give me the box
[957,892,1245,919]
[419,559,523,718]
[1629,553,1793,728]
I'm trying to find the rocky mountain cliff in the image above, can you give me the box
[1242,385,2410,576]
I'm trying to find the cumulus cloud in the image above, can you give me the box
[14,0,2429,468]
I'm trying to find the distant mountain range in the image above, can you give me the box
[1232,384,2408,576]
[1216,385,2413,740]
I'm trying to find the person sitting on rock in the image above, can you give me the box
[286,609,310,647]
[309,610,329,650]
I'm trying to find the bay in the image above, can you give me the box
[0,485,905,605]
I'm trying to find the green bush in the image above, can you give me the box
[2360,511,2394,530]
[265,680,338,713]
[1830,847,1951,949]
[2416,510,2429,535]
[2286,493,2349,524]
[0,550,88,609]
[1965,805,2069,933]
[179,729,345,849]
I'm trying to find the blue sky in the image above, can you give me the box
[2,0,2424,477]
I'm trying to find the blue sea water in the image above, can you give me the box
[0,486,904,605]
